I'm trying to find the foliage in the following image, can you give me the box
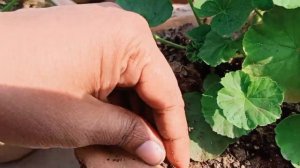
[243,7,300,102]
[276,115,300,166]
[217,71,283,130]
[117,0,300,164]
[0,0,19,12]
[184,92,234,161]
[196,0,254,36]
[115,0,173,27]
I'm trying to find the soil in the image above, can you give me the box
[156,24,300,168]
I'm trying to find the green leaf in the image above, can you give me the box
[203,73,221,91]
[194,0,207,9]
[243,7,300,102]
[252,0,274,10]
[217,71,284,130]
[198,31,242,67]
[202,84,249,138]
[293,163,300,168]
[116,0,173,27]
[186,25,211,42]
[184,92,234,162]
[197,0,254,36]
[186,25,211,63]
[0,0,19,12]
[273,0,300,9]
[275,115,300,166]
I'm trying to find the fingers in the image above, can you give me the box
[75,146,163,168]
[0,86,165,166]
[135,41,190,167]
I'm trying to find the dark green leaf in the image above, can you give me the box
[186,24,211,42]
[198,31,242,67]
[197,0,254,36]
[203,73,221,91]
[252,0,274,10]
[243,7,300,102]
[184,92,234,161]
[116,0,173,27]
[275,115,300,165]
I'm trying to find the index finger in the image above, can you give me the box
[135,41,190,168]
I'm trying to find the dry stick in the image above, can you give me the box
[153,34,186,50]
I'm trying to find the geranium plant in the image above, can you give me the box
[117,0,300,166]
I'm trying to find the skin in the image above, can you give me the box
[0,3,189,168]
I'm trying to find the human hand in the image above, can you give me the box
[0,3,189,167]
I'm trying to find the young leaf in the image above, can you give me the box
[252,0,274,10]
[203,73,220,91]
[184,92,234,162]
[202,84,249,138]
[243,7,300,102]
[217,71,284,130]
[198,31,242,67]
[275,115,300,166]
[197,0,254,36]
[115,0,173,27]
[273,0,300,9]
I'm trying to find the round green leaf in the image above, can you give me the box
[194,0,207,9]
[184,92,234,162]
[197,0,254,36]
[243,7,300,102]
[198,31,242,67]
[273,0,300,9]
[116,0,173,27]
[217,71,284,130]
[202,84,249,138]
[275,115,300,165]
[252,0,274,10]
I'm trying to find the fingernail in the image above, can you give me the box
[135,140,166,165]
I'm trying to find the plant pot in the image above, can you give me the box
[0,142,33,163]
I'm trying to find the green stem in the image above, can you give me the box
[254,9,263,19]
[153,34,186,50]
[1,0,19,11]
[188,0,202,25]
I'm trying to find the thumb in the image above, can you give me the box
[0,87,165,166]
[81,96,166,166]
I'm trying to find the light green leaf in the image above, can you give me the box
[217,71,284,130]
[202,84,249,138]
[198,31,242,67]
[197,0,254,36]
[293,163,300,168]
[275,115,300,166]
[194,0,207,9]
[116,0,173,27]
[252,0,274,10]
[203,73,221,91]
[243,7,300,102]
[273,0,300,9]
[184,92,234,162]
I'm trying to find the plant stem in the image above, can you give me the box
[254,9,263,19]
[1,0,19,11]
[153,34,186,50]
[187,0,202,25]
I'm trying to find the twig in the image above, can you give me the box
[153,34,186,50]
